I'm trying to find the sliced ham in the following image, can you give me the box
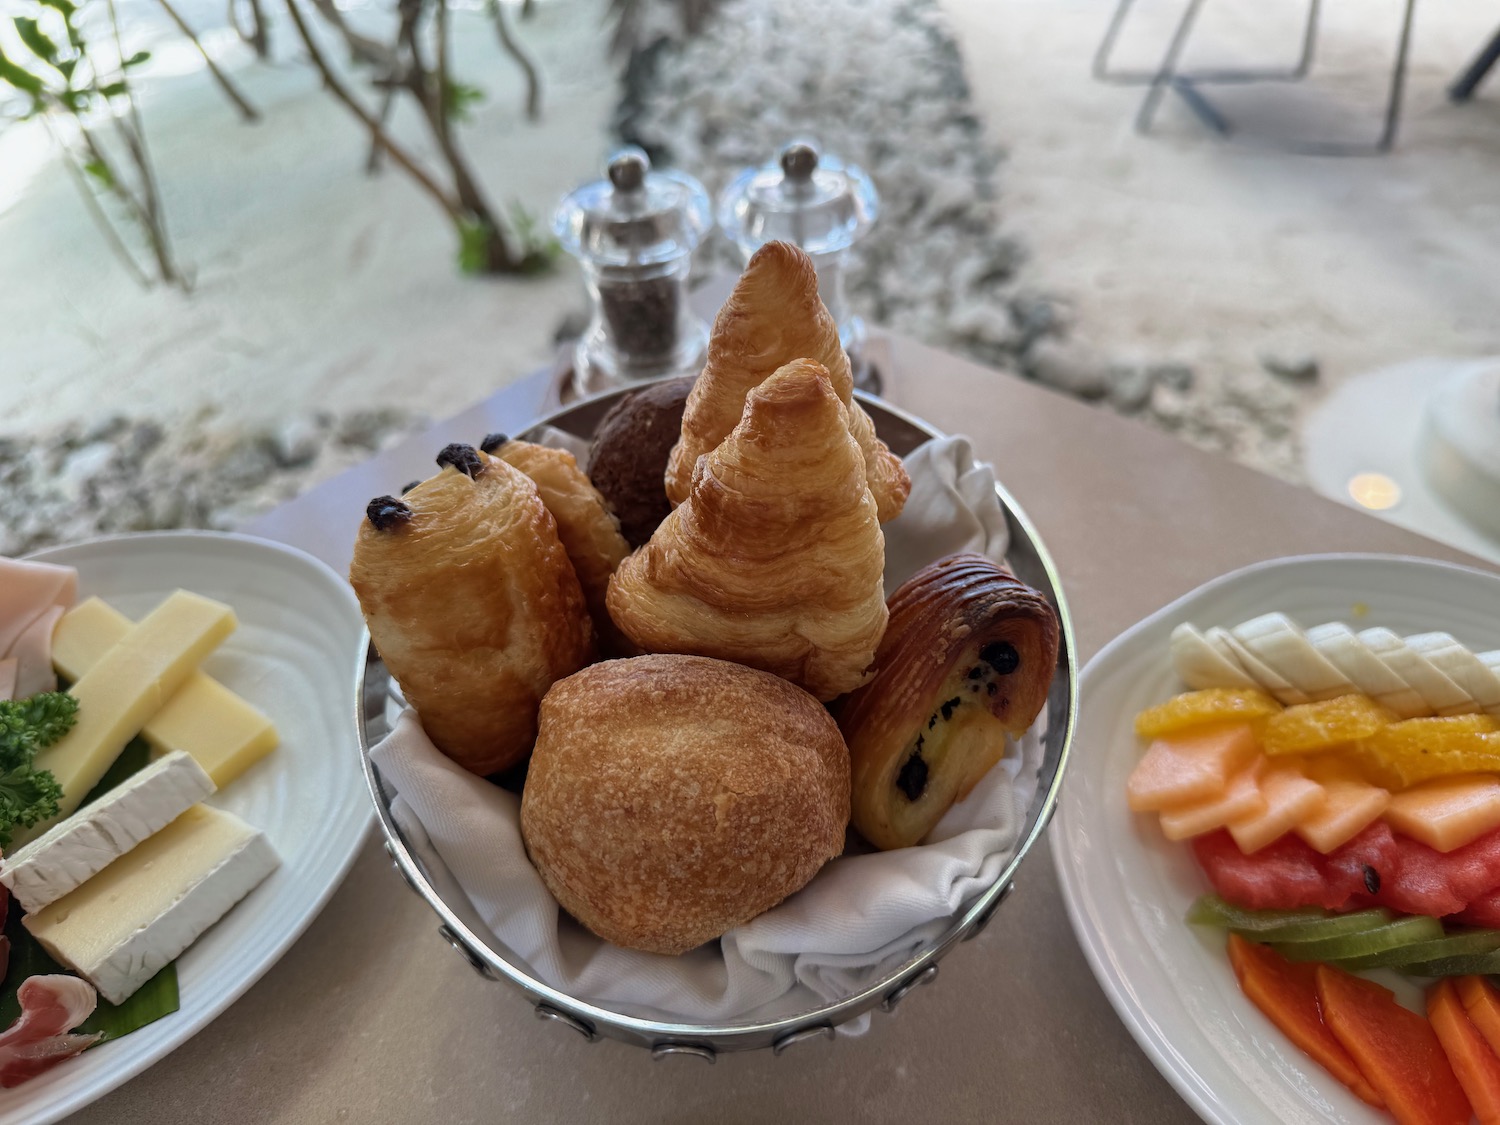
[0,976,101,1088]
[0,559,76,701]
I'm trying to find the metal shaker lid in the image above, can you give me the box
[553,148,712,268]
[717,140,879,259]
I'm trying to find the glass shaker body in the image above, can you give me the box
[718,142,879,384]
[555,152,712,396]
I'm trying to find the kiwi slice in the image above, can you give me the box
[1398,946,1500,978]
[1338,928,1500,970]
[1273,915,1446,963]
[1186,896,1392,942]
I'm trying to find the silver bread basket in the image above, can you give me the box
[355,390,1077,1058]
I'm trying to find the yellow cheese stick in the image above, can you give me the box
[24,590,236,841]
[52,597,278,788]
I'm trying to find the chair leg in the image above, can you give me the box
[1375,0,1418,151]
[1096,0,1320,87]
[1449,27,1500,103]
[1136,0,1209,134]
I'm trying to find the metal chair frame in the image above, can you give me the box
[1094,0,1419,154]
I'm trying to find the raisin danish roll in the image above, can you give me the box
[839,553,1060,850]
[350,443,595,776]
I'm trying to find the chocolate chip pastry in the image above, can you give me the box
[839,553,1059,850]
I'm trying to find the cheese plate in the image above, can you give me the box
[8,531,369,1124]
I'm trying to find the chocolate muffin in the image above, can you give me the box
[587,376,694,548]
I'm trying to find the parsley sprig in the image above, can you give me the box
[0,692,74,848]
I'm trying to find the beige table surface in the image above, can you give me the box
[70,332,1495,1124]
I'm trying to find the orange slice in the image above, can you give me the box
[1134,688,1282,739]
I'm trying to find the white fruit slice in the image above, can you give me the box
[1232,613,1356,701]
[1482,652,1500,674]
[1408,632,1500,718]
[1171,623,1258,690]
[1208,626,1310,706]
[1358,627,1473,716]
[1306,622,1431,718]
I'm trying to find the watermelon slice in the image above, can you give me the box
[1195,822,1500,921]
[1194,830,1333,910]
[1454,889,1500,930]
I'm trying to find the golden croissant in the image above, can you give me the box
[480,434,634,656]
[350,443,595,776]
[839,553,1060,850]
[607,359,888,701]
[664,240,910,522]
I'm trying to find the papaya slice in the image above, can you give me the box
[1317,963,1472,1125]
[1225,935,1383,1108]
[1458,975,1500,1060]
[1429,978,1500,1124]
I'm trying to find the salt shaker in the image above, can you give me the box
[553,149,712,396]
[718,140,880,387]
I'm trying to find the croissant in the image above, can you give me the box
[664,241,911,522]
[607,359,888,701]
[349,443,595,776]
[839,552,1060,850]
[480,434,634,656]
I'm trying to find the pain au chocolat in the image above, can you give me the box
[839,552,1060,850]
[520,655,850,955]
[663,240,910,523]
[350,443,594,776]
[606,359,888,702]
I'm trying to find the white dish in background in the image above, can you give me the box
[10,531,369,1125]
[1053,553,1500,1125]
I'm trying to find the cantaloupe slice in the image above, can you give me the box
[1318,965,1472,1125]
[1429,978,1500,1125]
[1384,776,1500,853]
[1229,764,1326,854]
[1226,934,1383,1108]
[1459,976,1500,1060]
[1126,724,1259,813]
[1159,761,1267,841]
[1294,764,1391,854]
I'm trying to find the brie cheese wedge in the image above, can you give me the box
[23,804,279,1005]
[0,750,215,914]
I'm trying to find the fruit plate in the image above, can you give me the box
[1053,552,1500,1125]
[356,390,1078,1055]
[10,531,369,1125]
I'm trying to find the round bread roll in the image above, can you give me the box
[521,654,850,955]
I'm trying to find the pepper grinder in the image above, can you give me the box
[718,140,880,390]
[553,149,712,397]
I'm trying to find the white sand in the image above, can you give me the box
[0,0,615,434]
[940,0,1500,395]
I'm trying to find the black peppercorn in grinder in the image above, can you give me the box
[553,148,713,397]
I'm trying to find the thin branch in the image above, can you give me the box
[41,113,152,288]
[307,0,393,69]
[229,0,270,59]
[489,0,541,121]
[154,0,260,121]
[283,0,464,218]
[107,0,181,285]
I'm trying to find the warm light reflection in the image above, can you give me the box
[1348,472,1402,511]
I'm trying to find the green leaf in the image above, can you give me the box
[441,79,484,123]
[14,17,62,68]
[81,158,114,188]
[456,217,493,275]
[0,900,180,1041]
[37,0,82,51]
[122,50,150,68]
[0,48,46,96]
[97,80,127,98]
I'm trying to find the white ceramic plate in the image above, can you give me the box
[1053,553,1500,1125]
[8,531,369,1124]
